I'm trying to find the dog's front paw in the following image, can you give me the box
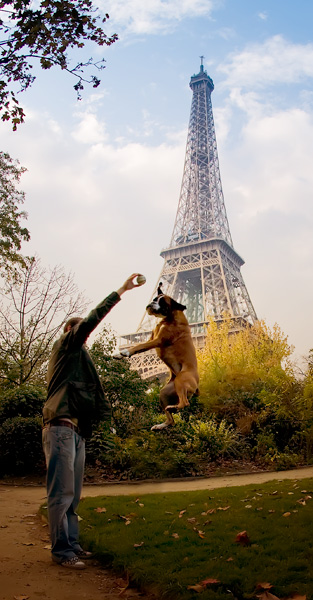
[113,349,130,360]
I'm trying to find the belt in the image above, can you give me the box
[49,419,78,431]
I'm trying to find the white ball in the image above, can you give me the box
[136,275,146,285]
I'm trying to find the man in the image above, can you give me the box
[42,274,144,569]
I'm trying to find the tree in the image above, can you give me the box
[0,255,86,386]
[197,316,304,454]
[89,328,154,437]
[197,316,296,410]
[0,0,118,129]
[0,150,30,273]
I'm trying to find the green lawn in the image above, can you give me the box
[77,478,313,599]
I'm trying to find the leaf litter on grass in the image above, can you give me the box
[79,478,313,599]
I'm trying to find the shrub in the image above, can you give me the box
[191,417,243,460]
[0,384,45,424]
[114,428,200,479]
[86,422,117,467]
[0,416,44,475]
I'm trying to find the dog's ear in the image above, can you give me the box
[170,298,186,312]
[157,282,163,296]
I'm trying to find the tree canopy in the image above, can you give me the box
[0,256,86,386]
[0,150,30,273]
[0,0,118,128]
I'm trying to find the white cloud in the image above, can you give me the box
[218,35,313,88]
[1,107,185,336]
[98,0,215,35]
[72,112,107,144]
[220,101,313,363]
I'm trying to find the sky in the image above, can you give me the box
[2,0,313,367]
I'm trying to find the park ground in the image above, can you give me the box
[1,466,313,600]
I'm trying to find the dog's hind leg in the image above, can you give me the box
[151,381,177,431]
[166,372,198,412]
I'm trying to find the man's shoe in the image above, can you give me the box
[61,556,86,569]
[75,549,93,559]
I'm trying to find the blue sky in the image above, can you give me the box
[2,0,313,366]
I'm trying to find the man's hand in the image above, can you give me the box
[113,349,130,359]
[117,274,145,297]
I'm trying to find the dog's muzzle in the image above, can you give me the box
[146,301,160,315]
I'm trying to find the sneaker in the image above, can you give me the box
[75,549,93,559]
[61,556,86,569]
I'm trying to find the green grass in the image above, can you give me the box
[76,478,313,599]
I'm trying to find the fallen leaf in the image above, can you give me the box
[94,507,107,513]
[226,557,233,562]
[256,592,280,600]
[138,503,144,507]
[14,596,30,600]
[283,512,291,517]
[235,531,251,546]
[133,542,144,548]
[256,583,273,590]
[43,545,51,549]
[217,506,230,511]
[201,578,220,586]
[187,584,205,592]
[297,499,306,506]
[187,578,220,592]
[187,517,197,523]
[197,530,205,539]
[245,505,253,509]
[22,542,34,546]
[179,510,186,518]
[268,510,276,513]
[172,533,179,539]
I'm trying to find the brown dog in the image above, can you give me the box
[115,283,199,431]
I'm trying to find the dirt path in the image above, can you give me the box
[1,466,313,600]
[0,485,151,600]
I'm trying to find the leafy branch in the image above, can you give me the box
[0,0,118,129]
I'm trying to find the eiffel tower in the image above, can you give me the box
[121,58,257,378]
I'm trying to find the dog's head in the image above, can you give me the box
[146,282,186,318]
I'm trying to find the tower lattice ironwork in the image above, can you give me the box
[121,60,257,378]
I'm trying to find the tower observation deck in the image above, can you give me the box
[121,61,257,378]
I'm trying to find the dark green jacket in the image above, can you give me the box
[42,291,120,437]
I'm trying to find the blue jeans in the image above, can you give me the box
[42,425,85,563]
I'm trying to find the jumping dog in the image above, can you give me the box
[114,283,199,430]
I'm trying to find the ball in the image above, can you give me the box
[136,274,146,285]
